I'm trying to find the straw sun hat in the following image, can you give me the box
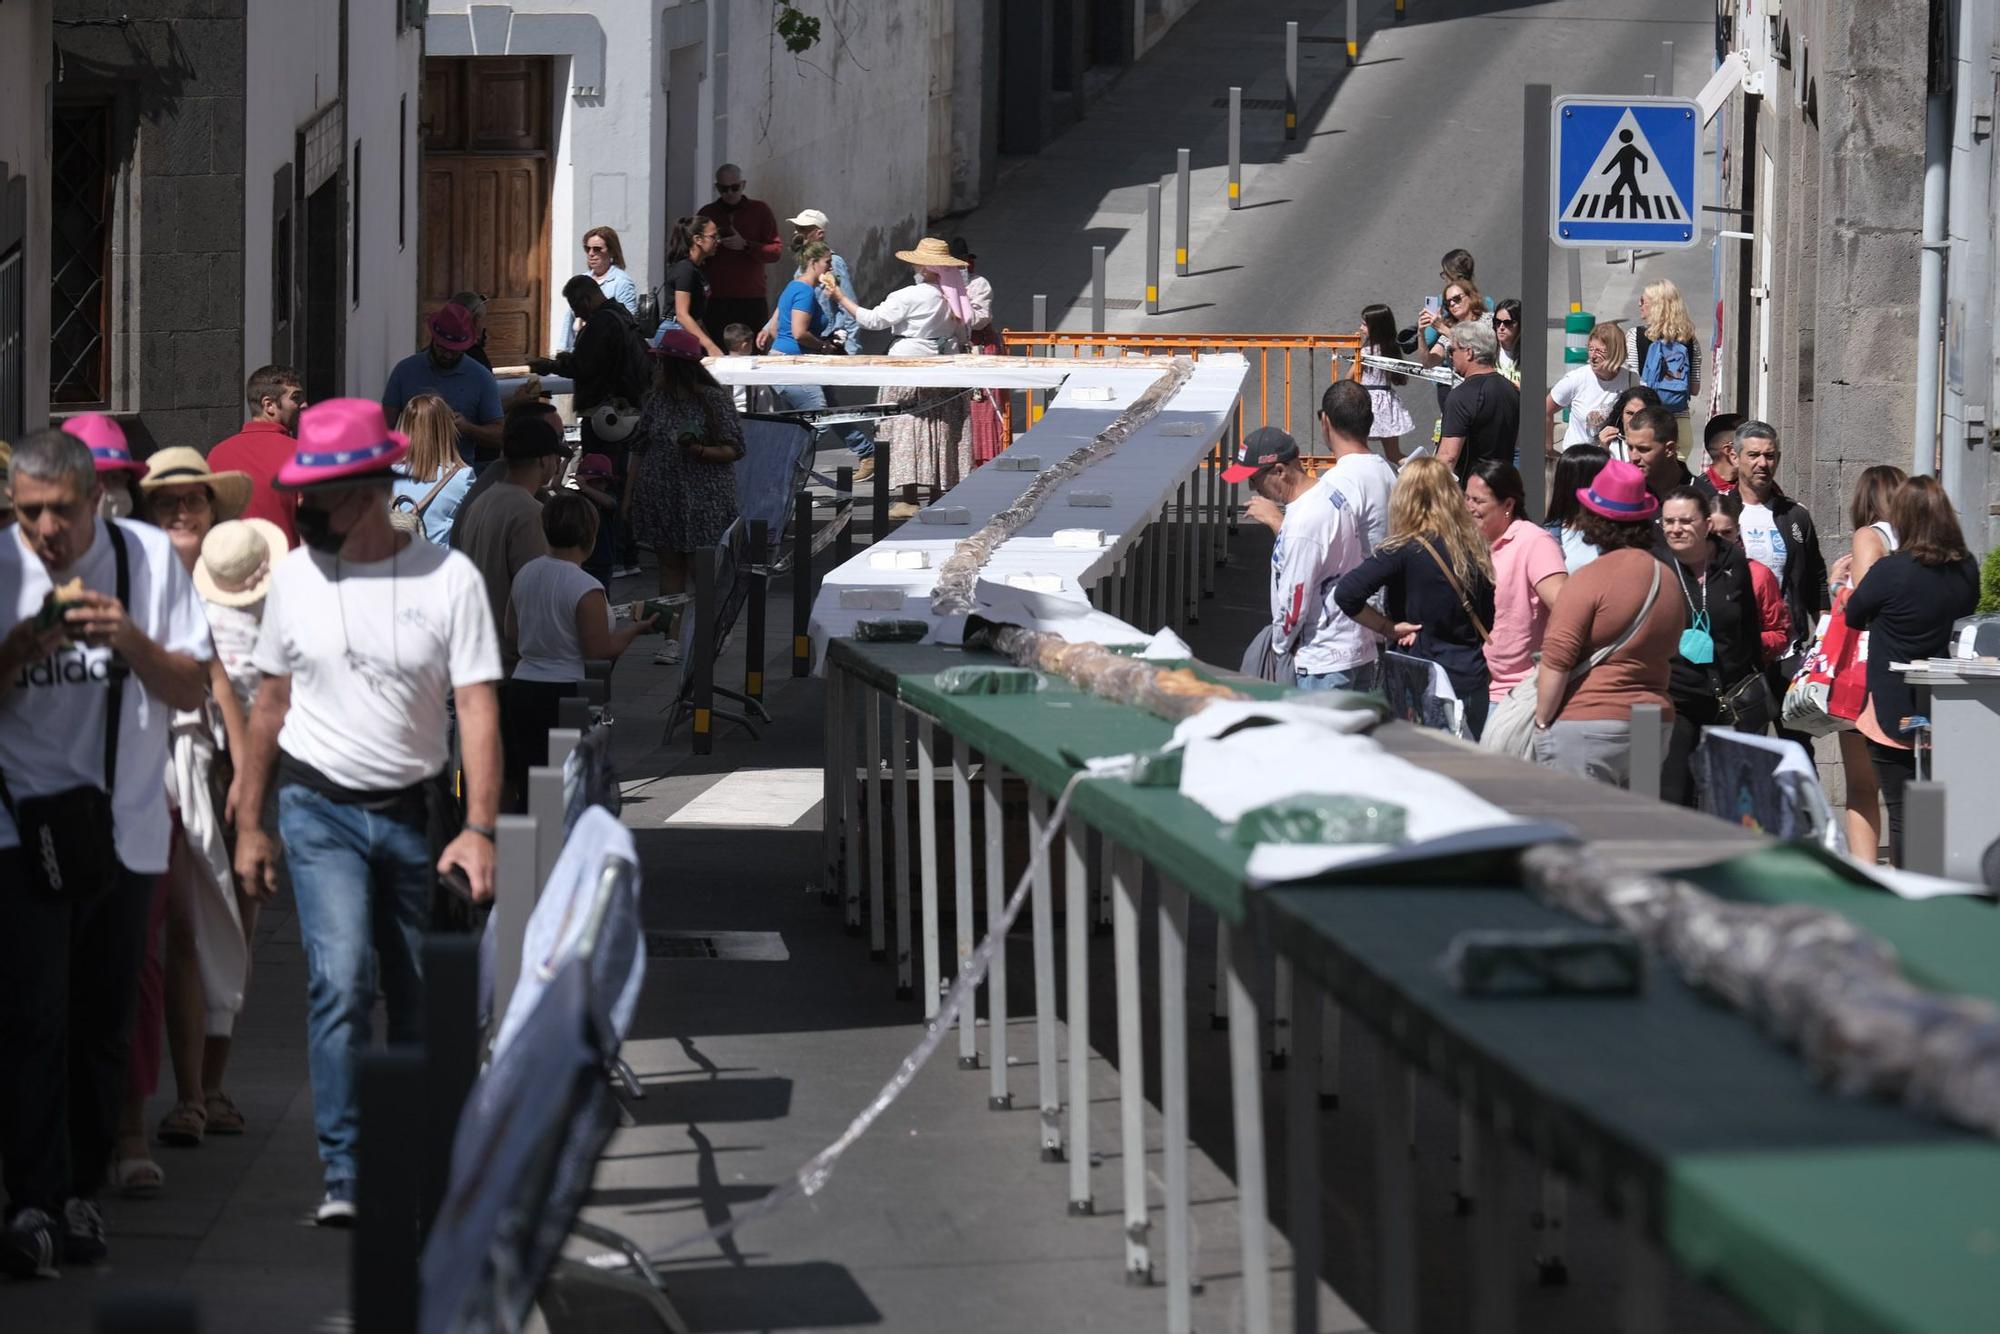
[137,446,252,520]
[194,518,288,608]
[892,236,967,269]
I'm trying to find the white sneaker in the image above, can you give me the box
[654,640,683,666]
[315,1180,357,1228]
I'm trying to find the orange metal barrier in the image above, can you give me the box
[999,331,1365,464]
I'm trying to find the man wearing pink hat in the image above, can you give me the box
[228,398,502,1226]
[382,302,505,463]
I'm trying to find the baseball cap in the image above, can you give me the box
[428,302,478,352]
[502,410,567,462]
[578,452,614,478]
[786,208,829,229]
[1219,427,1300,483]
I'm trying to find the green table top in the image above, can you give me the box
[826,636,2000,1334]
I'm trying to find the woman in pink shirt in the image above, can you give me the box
[1464,459,1567,700]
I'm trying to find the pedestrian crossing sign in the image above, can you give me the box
[1550,96,1700,249]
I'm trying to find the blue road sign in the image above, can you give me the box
[1550,96,1699,249]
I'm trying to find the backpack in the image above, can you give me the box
[1639,334,1692,411]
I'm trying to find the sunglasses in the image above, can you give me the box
[149,489,212,514]
[1446,293,1469,306]
[716,182,745,193]
[1493,317,1517,328]
[584,244,608,254]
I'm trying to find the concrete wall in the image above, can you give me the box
[1720,0,1926,541]
[242,1,421,404]
[0,0,53,436]
[54,1,248,453]
[712,0,937,308]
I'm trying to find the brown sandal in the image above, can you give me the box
[156,1101,207,1147]
[204,1091,246,1136]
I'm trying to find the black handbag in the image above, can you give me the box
[1,525,129,897]
[1714,667,1776,733]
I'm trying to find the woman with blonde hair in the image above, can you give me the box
[1628,279,1701,449]
[390,392,475,545]
[1334,456,1498,737]
[1546,320,1633,452]
[1827,464,1907,859]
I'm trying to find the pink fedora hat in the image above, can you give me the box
[275,398,411,491]
[60,413,149,477]
[1575,458,1659,522]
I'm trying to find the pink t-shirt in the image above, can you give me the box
[1484,519,1568,699]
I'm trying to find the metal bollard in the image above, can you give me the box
[1395,0,1406,20]
[354,1048,425,1334]
[417,935,479,1242]
[556,694,592,733]
[1347,0,1359,65]
[1091,245,1107,333]
[1227,87,1242,208]
[1032,293,1050,422]
[1905,783,1947,876]
[791,489,812,677]
[691,544,718,754]
[1567,249,1584,315]
[1643,73,1656,96]
[1145,184,1161,314]
[1629,703,1665,800]
[1659,40,1675,96]
[1175,148,1191,275]
[1284,21,1298,139]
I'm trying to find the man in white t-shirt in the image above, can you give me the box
[0,430,210,1278]
[1227,427,1376,691]
[1544,323,1634,450]
[1318,380,1397,552]
[230,398,502,1228]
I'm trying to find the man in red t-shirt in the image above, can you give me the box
[696,163,783,335]
[208,366,305,546]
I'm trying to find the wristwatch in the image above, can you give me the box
[464,822,497,841]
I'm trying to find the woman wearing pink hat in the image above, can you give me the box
[1530,459,1685,787]
[60,413,147,519]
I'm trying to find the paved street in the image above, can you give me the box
[8,2,1763,1331]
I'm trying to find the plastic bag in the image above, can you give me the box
[1228,794,1406,847]
[933,666,1044,695]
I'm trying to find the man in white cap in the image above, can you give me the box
[760,207,874,471]
[760,207,862,355]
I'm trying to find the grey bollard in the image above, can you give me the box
[1145,184,1161,314]
[1905,782,1946,876]
[1227,88,1242,208]
[1629,703,1664,800]
[556,694,593,733]
[527,765,565,890]
[1091,245,1107,333]
[1175,148,1191,275]
[1284,21,1299,139]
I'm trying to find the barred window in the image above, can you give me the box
[51,103,114,407]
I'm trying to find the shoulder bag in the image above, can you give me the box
[389,467,462,538]
[1481,560,1662,761]
[0,524,129,895]
[1411,534,1491,643]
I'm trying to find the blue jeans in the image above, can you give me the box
[773,381,873,459]
[279,784,433,1186]
[1295,660,1379,693]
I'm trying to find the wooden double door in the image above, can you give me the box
[421,58,551,368]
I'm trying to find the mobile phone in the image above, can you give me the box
[1424,295,1442,317]
[438,865,475,904]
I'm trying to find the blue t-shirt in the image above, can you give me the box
[772,279,828,355]
[382,350,504,454]
[391,466,477,547]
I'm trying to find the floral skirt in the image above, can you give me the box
[882,386,974,493]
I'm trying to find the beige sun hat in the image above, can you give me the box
[137,446,252,520]
[194,518,287,608]
[892,236,967,269]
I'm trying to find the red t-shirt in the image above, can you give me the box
[696,197,783,300]
[208,420,299,547]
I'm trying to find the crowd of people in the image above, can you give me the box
[0,202,1979,1284]
[1242,248,1975,870]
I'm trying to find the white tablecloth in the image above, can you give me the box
[807,355,1249,664]
[708,353,1080,390]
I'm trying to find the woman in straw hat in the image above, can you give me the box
[826,235,977,513]
[112,450,259,1185]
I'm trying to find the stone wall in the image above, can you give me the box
[54,1,246,454]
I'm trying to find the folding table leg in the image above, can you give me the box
[1180,477,1198,625]
[1371,1028,1418,1334]
[1271,956,1292,1069]
[1536,1172,1569,1284]
[1212,914,1230,1030]
[1158,880,1194,1334]
[865,689,886,962]
[1319,1000,1342,1109]
[1028,787,1063,1161]
[1112,847,1152,1284]
[985,761,1011,1110]
[1063,818,1092,1213]
[1225,922,1273,1334]
[916,716,941,1019]
[1096,827,1114,931]
[842,672,862,933]
[1619,1178,1666,1334]
[953,740,977,1068]
[821,664,839,904]
[1165,492,1183,634]
[1471,1100,1519,1334]
[1287,963,1324,1334]
[892,705,913,998]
